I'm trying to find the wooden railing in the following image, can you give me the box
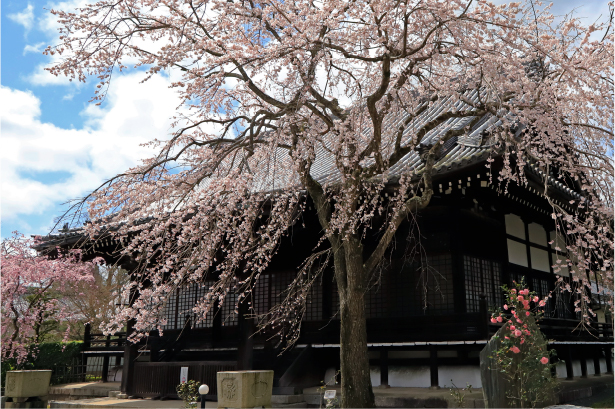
[83,323,126,382]
[83,324,126,351]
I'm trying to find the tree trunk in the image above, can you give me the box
[335,240,375,408]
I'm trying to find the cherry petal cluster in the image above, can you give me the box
[43,0,613,348]
[1,232,100,365]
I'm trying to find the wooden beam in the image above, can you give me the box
[379,349,389,388]
[429,347,439,389]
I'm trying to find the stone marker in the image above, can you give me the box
[5,370,52,398]
[4,370,52,408]
[217,370,274,408]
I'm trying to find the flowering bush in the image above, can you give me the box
[489,280,558,408]
[176,380,200,409]
[1,232,99,365]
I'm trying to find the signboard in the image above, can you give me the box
[324,390,336,400]
[180,367,188,384]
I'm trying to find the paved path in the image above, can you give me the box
[47,374,613,408]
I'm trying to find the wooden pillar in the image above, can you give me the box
[429,347,439,389]
[379,349,389,388]
[605,347,613,374]
[121,319,137,395]
[237,295,254,370]
[102,335,111,382]
[479,295,488,339]
[565,346,574,380]
[579,347,588,378]
[593,348,602,376]
[83,323,92,348]
[82,323,91,382]
[549,347,557,378]
[212,303,222,348]
[323,269,333,320]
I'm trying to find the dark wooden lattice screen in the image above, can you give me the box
[161,282,218,330]
[464,255,502,312]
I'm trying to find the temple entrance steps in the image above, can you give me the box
[47,382,121,401]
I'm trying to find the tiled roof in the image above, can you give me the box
[36,90,582,245]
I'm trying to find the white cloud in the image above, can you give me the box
[27,62,79,86]
[1,72,186,220]
[8,4,35,33]
[23,42,46,55]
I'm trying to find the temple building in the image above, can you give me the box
[36,95,613,398]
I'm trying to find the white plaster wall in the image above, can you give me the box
[507,239,528,267]
[370,365,482,388]
[555,362,568,378]
[586,359,595,375]
[370,367,381,387]
[600,357,609,373]
[389,366,432,387]
[438,366,482,388]
[571,359,583,377]
[555,358,612,378]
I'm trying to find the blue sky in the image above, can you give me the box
[1,1,188,238]
[1,0,611,239]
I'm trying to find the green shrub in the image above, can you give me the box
[32,341,83,369]
[2,342,84,389]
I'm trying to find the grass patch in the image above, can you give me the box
[591,396,614,408]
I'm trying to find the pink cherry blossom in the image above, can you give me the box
[41,1,615,404]
[2,232,98,364]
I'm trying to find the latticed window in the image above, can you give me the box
[303,281,323,321]
[365,272,388,318]
[162,290,177,330]
[464,255,502,312]
[192,282,215,328]
[253,275,270,316]
[161,281,217,330]
[332,254,455,318]
[422,254,455,314]
[221,291,238,326]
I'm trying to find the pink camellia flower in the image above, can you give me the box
[521,289,530,296]
[517,295,524,301]
[533,296,539,303]
[491,317,497,323]
[539,300,546,307]
[517,319,523,323]
[510,346,521,354]
[511,289,517,294]
[520,338,525,344]
[503,304,509,310]
[524,304,530,310]
[525,311,530,316]
[514,330,522,337]
[510,325,516,330]
[496,316,503,323]
[504,336,510,340]
[540,357,549,364]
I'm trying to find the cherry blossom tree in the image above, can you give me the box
[47,1,613,406]
[1,233,97,366]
